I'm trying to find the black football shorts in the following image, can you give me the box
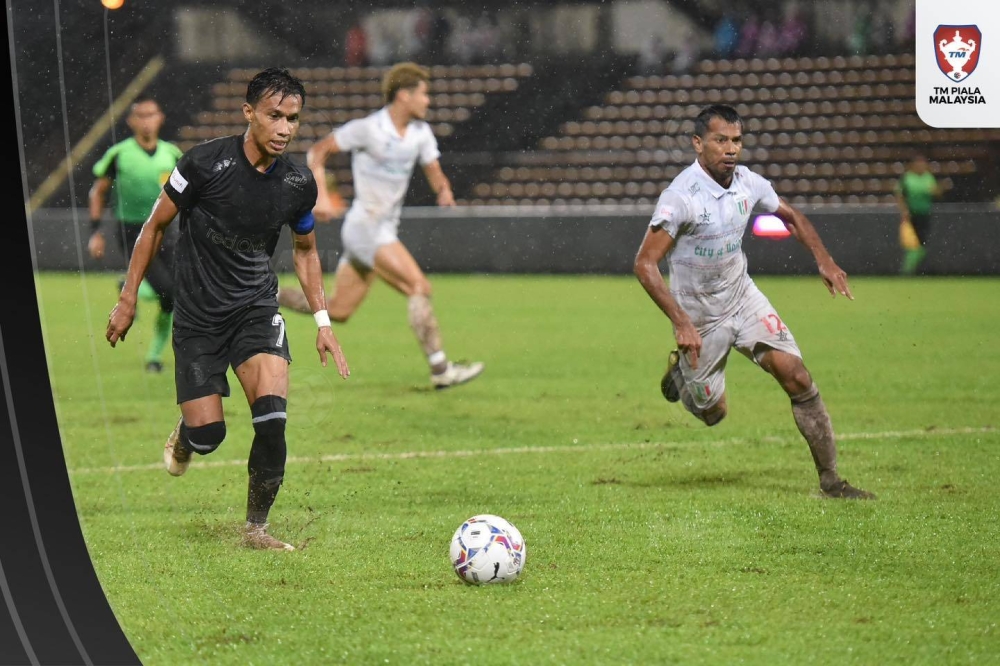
[172,305,292,404]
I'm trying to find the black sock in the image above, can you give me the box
[247,395,288,525]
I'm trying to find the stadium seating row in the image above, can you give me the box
[176,64,533,153]
[213,78,515,98]
[561,114,930,138]
[606,83,915,105]
[507,146,978,168]
[698,53,914,74]
[178,122,457,146]
[627,67,914,92]
[192,105,473,129]
[226,63,534,82]
[470,176,916,199]
[584,98,914,121]
[536,128,995,153]
[491,160,974,184]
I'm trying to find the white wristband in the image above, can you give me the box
[314,310,331,328]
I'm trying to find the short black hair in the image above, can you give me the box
[130,94,160,114]
[246,67,306,108]
[694,104,743,137]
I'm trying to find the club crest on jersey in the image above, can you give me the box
[935,25,981,82]
[735,196,750,217]
[212,158,234,173]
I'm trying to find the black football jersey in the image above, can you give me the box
[163,135,318,329]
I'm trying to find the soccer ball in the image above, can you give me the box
[449,514,526,585]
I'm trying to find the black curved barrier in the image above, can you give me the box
[5,30,141,666]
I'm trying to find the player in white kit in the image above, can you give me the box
[633,104,874,499]
[278,62,484,389]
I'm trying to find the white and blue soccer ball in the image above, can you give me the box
[449,514,526,585]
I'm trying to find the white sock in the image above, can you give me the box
[428,350,447,369]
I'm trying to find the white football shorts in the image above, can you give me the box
[676,284,802,411]
[339,216,400,269]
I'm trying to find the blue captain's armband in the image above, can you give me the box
[290,211,316,235]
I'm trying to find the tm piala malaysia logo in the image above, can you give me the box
[935,25,981,81]
[929,25,986,104]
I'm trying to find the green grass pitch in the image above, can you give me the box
[36,272,999,665]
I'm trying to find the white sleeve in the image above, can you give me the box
[418,125,441,165]
[332,117,369,153]
[748,170,781,214]
[649,189,692,239]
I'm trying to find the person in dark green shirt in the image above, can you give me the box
[89,95,183,372]
[895,153,944,276]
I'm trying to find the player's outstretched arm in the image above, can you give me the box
[633,226,703,368]
[422,160,455,207]
[773,197,853,300]
[87,176,112,259]
[894,187,910,223]
[933,176,947,199]
[306,134,345,223]
[291,230,350,378]
[106,192,177,346]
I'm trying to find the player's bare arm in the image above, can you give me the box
[87,176,112,258]
[633,225,703,368]
[291,229,350,378]
[773,198,853,300]
[106,191,177,346]
[894,189,911,222]
[934,178,947,198]
[306,133,344,222]
[422,160,456,207]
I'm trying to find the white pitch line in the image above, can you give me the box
[67,426,996,476]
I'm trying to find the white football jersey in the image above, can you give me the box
[649,161,781,330]
[333,107,441,226]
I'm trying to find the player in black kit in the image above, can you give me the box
[107,68,350,551]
